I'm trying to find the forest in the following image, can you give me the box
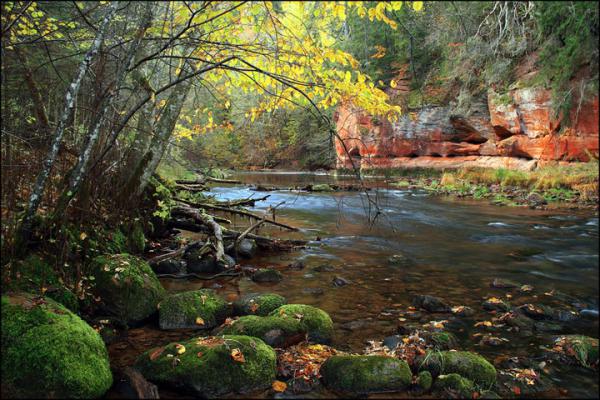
[1,1,598,399]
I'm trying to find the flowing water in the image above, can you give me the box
[109,171,599,398]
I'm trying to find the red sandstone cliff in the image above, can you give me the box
[334,86,599,171]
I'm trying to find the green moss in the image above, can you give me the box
[135,335,276,397]
[233,293,287,316]
[1,293,112,398]
[159,289,229,330]
[433,373,475,397]
[391,180,411,188]
[108,229,128,253]
[420,351,496,387]
[417,370,432,390]
[220,315,304,347]
[427,331,459,350]
[320,355,412,393]
[91,254,165,325]
[127,221,146,254]
[270,304,333,344]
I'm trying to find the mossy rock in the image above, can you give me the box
[554,335,599,367]
[251,268,283,283]
[433,373,475,398]
[419,351,496,387]
[270,304,333,344]
[219,315,305,347]
[416,370,432,390]
[127,221,146,254]
[91,254,165,325]
[320,355,412,393]
[233,293,287,316]
[135,335,276,397]
[159,289,229,330]
[10,255,79,313]
[1,293,112,398]
[423,331,459,350]
[311,184,333,192]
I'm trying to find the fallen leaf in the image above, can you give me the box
[80,232,87,240]
[249,302,259,313]
[149,347,165,360]
[195,317,205,326]
[231,348,245,363]
[513,386,521,395]
[175,344,186,354]
[197,352,203,358]
[201,295,207,305]
[272,380,287,392]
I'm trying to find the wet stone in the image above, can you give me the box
[312,264,335,272]
[332,276,351,287]
[252,268,283,283]
[287,260,305,270]
[412,295,451,313]
[490,278,520,289]
[302,287,324,296]
[153,259,186,275]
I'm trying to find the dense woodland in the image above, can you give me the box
[1,2,598,399]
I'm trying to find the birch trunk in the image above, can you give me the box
[18,2,119,242]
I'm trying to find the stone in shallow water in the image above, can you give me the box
[419,351,497,387]
[219,315,306,348]
[320,355,412,393]
[135,335,276,398]
[251,268,283,283]
[490,278,520,289]
[270,304,333,344]
[158,289,229,330]
[412,295,451,313]
[332,276,351,287]
[233,293,286,316]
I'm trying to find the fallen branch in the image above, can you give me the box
[147,239,206,266]
[171,206,224,261]
[175,183,207,192]
[214,195,270,207]
[171,207,231,224]
[176,176,241,185]
[175,197,298,231]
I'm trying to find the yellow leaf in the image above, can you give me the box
[390,79,397,88]
[412,1,423,11]
[272,380,287,392]
[231,348,245,363]
[175,344,186,354]
[195,317,205,326]
[79,232,87,240]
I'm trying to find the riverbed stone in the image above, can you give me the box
[412,295,451,313]
[388,253,412,266]
[419,351,497,387]
[153,259,186,275]
[236,239,257,258]
[332,276,350,287]
[233,293,287,316]
[1,293,113,398]
[219,315,305,347]
[482,297,511,312]
[158,289,229,330]
[91,254,165,325]
[552,335,599,367]
[320,355,412,393]
[270,304,333,344]
[251,268,283,283]
[135,335,276,397]
[184,249,222,273]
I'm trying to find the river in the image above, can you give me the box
[109,171,599,398]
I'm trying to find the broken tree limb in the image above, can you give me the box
[214,195,270,207]
[171,206,224,261]
[147,239,204,266]
[175,183,207,192]
[175,197,298,231]
[171,207,230,224]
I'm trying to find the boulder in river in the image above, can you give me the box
[233,293,286,316]
[158,289,229,330]
[1,293,113,398]
[135,335,276,397]
[419,351,497,387]
[236,239,257,258]
[91,254,165,325]
[412,295,451,313]
[153,259,186,275]
[251,268,283,283]
[219,315,305,347]
[270,304,333,344]
[320,355,412,393]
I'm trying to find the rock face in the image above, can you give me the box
[1,293,113,398]
[334,87,599,170]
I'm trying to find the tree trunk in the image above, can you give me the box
[17,1,119,244]
[53,3,154,219]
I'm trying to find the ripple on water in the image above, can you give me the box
[487,222,512,227]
